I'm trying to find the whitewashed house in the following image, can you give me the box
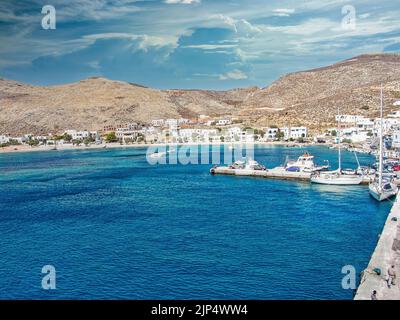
[165,119,179,128]
[391,129,400,149]
[216,119,232,126]
[0,135,10,144]
[280,127,308,140]
[264,128,279,140]
[64,130,90,140]
[151,119,165,127]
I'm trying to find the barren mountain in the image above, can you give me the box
[244,54,400,130]
[1,54,400,135]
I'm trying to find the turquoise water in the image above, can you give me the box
[0,145,391,299]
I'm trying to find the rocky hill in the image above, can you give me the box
[244,54,400,130]
[1,54,400,135]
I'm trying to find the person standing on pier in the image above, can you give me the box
[371,290,378,300]
[387,265,397,288]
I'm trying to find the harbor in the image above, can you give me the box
[210,151,375,185]
[0,145,392,299]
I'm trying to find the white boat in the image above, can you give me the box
[311,170,363,185]
[245,159,266,171]
[369,86,398,201]
[311,108,363,185]
[369,180,398,201]
[229,160,245,169]
[228,159,266,175]
[285,152,329,172]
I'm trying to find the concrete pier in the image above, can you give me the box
[210,167,311,181]
[354,195,400,300]
[211,166,372,184]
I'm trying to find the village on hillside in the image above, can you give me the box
[2,100,400,158]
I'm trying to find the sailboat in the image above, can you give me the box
[369,86,398,201]
[311,109,363,185]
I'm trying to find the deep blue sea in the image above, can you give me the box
[0,145,391,299]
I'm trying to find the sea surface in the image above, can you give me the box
[0,145,391,299]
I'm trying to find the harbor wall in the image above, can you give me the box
[354,195,400,300]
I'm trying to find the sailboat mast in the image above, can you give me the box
[337,108,341,172]
[379,86,383,187]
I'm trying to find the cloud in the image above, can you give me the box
[83,33,178,51]
[219,69,248,80]
[217,14,261,36]
[272,8,295,17]
[183,44,237,50]
[165,0,200,4]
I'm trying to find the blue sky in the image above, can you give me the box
[1,0,400,89]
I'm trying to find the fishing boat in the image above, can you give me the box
[311,109,363,185]
[369,86,398,201]
[284,152,329,173]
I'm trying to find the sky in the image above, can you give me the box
[1,0,400,89]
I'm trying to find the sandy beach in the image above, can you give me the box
[0,141,324,155]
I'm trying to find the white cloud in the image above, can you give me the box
[219,69,248,80]
[165,0,200,4]
[216,14,261,36]
[183,44,237,50]
[273,8,295,17]
[83,33,178,50]
[359,13,371,19]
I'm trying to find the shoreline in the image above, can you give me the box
[0,141,329,155]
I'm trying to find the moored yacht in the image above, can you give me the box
[284,152,329,173]
[369,86,398,201]
[311,170,363,185]
[311,108,363,185]
[369,177,398,201]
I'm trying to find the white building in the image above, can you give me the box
[0,135,10,144]
[165,119,179,127]
[264,128,279,140]
[178,118,189,125]
[336,115,367,124]
[216,119,232,126]
[151,119,164,127]
[281,127,308,140]
[64,130,91,140]
[373,118,400,134]
[116,127,141,140]
[392,130,400,149]
[341,127,370,143]
[356,117,374,131]
[178,128,218,142]
[226,127,243,141]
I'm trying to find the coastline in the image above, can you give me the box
[0,141,327,155]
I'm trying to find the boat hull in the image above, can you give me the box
[311,173,363,185]
[368,183,398,201]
